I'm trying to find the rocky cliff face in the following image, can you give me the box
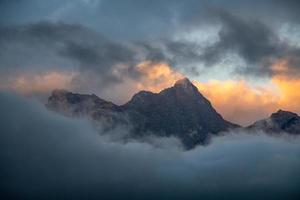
[46,78,238,149]
[247,110,300,134]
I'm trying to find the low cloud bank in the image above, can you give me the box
[0,92,299,200]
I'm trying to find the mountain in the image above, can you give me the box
[46,78,237,149]
[121,78,237,147]
[247,109,300,134]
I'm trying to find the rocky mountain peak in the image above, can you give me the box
[248,109,300,134]
[173,77,197,92]
[174,77,193,87]
[270,109,299,121]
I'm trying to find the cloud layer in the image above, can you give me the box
[0,92,300,200]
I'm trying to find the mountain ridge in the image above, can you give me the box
[247,109,300,134]
[46,77,300,149]
[47,78,237,149]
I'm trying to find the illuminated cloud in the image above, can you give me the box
[134,61,184,92]
[194,75,300,126]
[272,75,300,113]
[94,61,184,104]
[194,80,280,126]
[1,71,75,95]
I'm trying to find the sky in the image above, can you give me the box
[0,0,300,125]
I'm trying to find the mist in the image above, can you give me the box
[0,92,299,200]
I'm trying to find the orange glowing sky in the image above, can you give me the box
[3,60,300,126]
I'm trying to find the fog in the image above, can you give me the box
[0,92,299,200]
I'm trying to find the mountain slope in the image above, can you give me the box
[46,78,238,149]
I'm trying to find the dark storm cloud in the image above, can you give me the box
[1,92,300,200]
[1,0,299,40]
[0,22,136,79]
[201,12,300,76]
[134,39,202,67]
[0,0,204,40]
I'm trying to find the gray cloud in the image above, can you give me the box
[0,92,300,200]
[1,0,299,40]
[200,12,300,77]
[0,22,137,82]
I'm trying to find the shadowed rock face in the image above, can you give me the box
[46,78,237,149]
[247,110,300,134]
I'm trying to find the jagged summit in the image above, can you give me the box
[271,109,298,120]
[124,78,203,106]
[173,77,199,95]
[174,77,193,87]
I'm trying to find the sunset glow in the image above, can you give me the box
[134,61,184,92]
[11,71,75,95]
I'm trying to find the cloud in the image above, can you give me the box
[1,0,299,41]
[84,61,184,104]
[194,80,279,126]
[0,71,76,95]
[0,22,138,82]
[272,75,300,113]
[0,92,300,200]
[200,12,300,77]
[193,74,300,126]
[134,61,184,92]
[0,22,182,101]
[0,20,198,102]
